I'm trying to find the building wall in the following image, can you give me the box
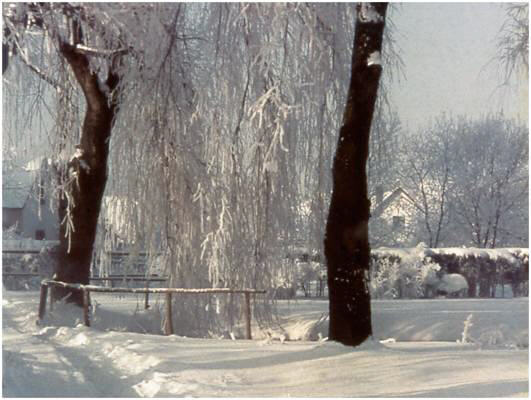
[20,192,59,240]
[2,208,22,231]
[370,192,420,248]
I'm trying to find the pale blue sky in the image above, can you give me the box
[388,3,528,130]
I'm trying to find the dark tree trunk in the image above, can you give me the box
[324,3,387,346]
[53,42,120,305]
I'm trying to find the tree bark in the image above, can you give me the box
[324,3,387,346]
[53,42,120,305]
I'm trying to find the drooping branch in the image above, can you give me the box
[13,42,64,91]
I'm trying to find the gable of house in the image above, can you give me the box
[372,187,420,219]
[370,187,422,247]
[2,170,34,209]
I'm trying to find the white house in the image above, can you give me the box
[370,187,422,247]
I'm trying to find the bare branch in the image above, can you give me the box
[73,44,130,58]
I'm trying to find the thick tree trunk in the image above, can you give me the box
[324,3,387,346]
[53,43,119,305]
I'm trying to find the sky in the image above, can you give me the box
[2,3,528,163]
[388,3,528,131]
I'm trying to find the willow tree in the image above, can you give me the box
[497,3,528,84]
[97,3,358,334]
[324,3,388,346]
[3,3,135,304]
[4,3,397,336]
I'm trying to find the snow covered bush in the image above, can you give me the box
[437,273,469,297]
[370,254,444,299]
[371,247,528,299]
[296,261,326,297]
[370,256,401,299]
[459,314,474,344]
[2,251,39,290]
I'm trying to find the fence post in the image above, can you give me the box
[164,292,174,335]
[500,266,505,298]
[244,292,252,340]
[49,284,54,312]
[82,289,91,327]
[144,280,150,309]
[38,283,48,321]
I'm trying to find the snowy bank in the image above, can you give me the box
[3,290,528,397]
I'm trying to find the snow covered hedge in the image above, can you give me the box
[370,244,528,299]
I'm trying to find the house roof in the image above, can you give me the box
[372,187,421,218]
[2,169,35,209]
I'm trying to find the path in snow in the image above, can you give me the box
[2,291,528,397]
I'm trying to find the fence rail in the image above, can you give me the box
[2,249,42,255]
[3,273,168,306]
[38,280,266,339]
[3,273,167,282]
[89,277,167,282]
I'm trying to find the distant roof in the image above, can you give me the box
[2,169,35,208]
[372,187,421,218]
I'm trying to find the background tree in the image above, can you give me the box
[397,116,456,248]
[448,114,528,248]
[397,113,528,249]
[324,2,388,346]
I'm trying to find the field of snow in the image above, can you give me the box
[3,290,528,397]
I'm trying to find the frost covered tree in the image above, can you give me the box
[2,3,159,304]
[399,113,528,248]
[448,115,528,248]
[4,3,400,335]
[398,116,456,248]
[324,3,388,346]
[497,3,528,84]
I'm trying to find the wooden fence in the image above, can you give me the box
[3,273,168,307]
[38,280,266,339]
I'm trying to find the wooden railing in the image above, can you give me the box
[3,272,40,278]
[38,280,266,339]
[3,273,167,283]
[3,273,168,307]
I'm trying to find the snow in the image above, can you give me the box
[438,273,469,293]
[358,3,384,23]
[367,51,381,67]
[70,147,91,173]
[3,289,528,397]
[374,245,528,265]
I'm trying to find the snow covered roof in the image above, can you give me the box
[2,169,35,209]
[372,187,421,217]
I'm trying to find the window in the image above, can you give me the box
[35,230,45,240]
[392,216,405,231]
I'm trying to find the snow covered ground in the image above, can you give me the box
[3,290,528,397]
